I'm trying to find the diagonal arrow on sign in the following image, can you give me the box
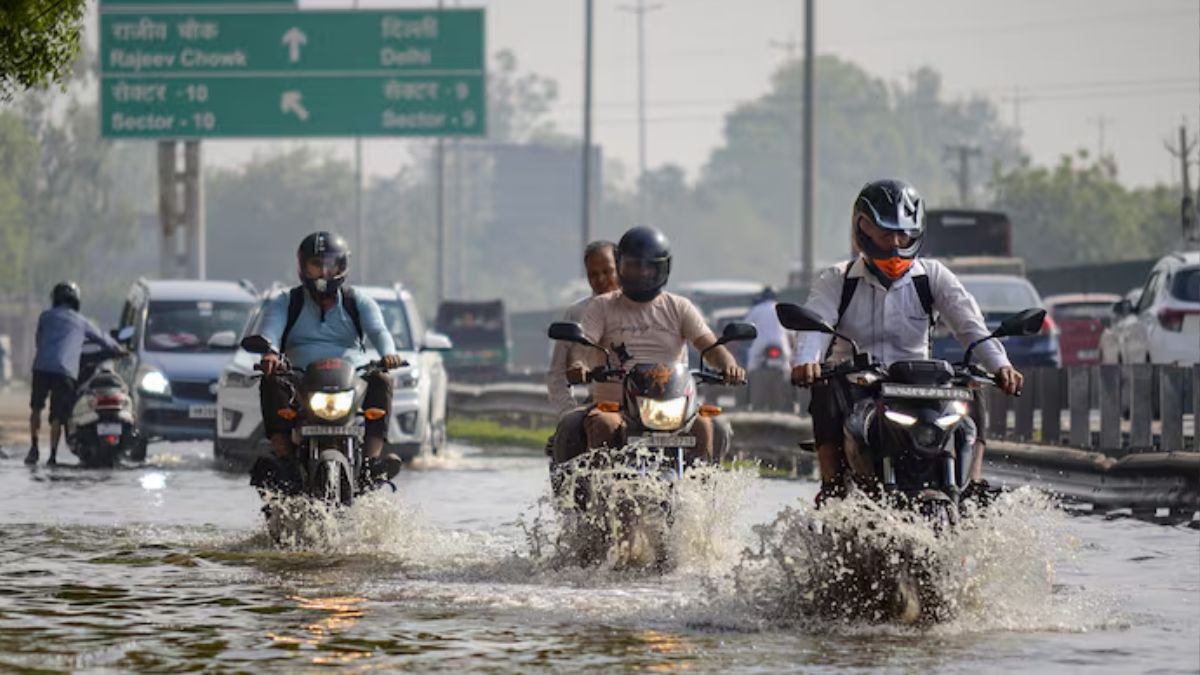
[280,91,309,120]
[281,27,307,63]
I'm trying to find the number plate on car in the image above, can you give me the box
[96,422,122,436]
[881,384,972,401]
[300,425,361,437]
[1077,349,1099,360]
[188,404,217,419]
[631,434,696,448]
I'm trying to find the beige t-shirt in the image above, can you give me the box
[580,290,714,402]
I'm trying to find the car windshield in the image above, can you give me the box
[1051,302,1115,320]
[144,300,253,352]
[376,300,414,351]
[961,278,1041,313]
[1170,266,1200,302]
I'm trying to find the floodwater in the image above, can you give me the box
[0,441,1196,673]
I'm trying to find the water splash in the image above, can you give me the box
[707,486,1118,634]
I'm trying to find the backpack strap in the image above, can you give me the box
[912,273,936,328]
[339,286,366,351]
[279,286,306,352]
[823,259,860,360]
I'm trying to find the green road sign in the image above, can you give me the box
[103,74,484,137]
[99,8,485,138]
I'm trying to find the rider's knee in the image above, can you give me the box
[584,409,623,446]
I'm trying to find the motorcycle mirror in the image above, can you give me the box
[775,303,834,334]
[547,321,593,347]
[240,335,274,354]
[207,330,237,350]
[994,308,1047,339]
[718,321,758,345]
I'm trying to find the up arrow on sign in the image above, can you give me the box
[281,27,307,63]
[280,91,309,121]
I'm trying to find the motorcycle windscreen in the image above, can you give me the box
[302,358,357,391]
[625,363,694,431]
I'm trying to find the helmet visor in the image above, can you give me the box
[855,213,922,259]
[619,256,669,294]
[302,255,347,281]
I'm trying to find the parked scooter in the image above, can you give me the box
[241,335,400,509]
[66,327,141,467]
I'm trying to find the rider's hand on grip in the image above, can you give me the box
[791,362,822,387]
[379,354,407,370]
[996,365,1024,397]
[258,352,281,376]
[723,365,747,385]
[566,362,588,385]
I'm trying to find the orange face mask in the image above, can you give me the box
[871,256,914,280]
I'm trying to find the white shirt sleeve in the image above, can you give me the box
[545,299,588,416]
[928,262,1012,371]
[792,264,846,365]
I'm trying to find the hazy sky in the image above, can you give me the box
[127,0,1199,188]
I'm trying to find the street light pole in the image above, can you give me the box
[801,0,815,289]
[581,0,594,249]
[621,0,661,224]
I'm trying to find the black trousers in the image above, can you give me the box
[259,370,392,440]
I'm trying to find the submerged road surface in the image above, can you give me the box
[0,441,1196,672]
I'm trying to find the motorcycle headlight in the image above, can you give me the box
[637,396,687,431]
[139,369,171,397]
[883,409,918,427]
[914,424,942,447]
[308,390,355,421]
[935,413,964,429]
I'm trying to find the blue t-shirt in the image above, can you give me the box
[258,288,395,369]
[33,306,122,380]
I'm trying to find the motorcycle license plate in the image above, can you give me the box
[881,384,972,401]
[188,404,217,419]
[96,422,122,436]
[632,434,696,448]
[300,425,360,437]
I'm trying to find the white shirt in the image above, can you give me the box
[545,296,601,416]
[743,300,793,371]
[793,258,1012,372]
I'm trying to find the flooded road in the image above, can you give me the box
[0,441,1196,673]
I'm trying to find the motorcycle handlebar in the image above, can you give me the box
[587,367,625,383]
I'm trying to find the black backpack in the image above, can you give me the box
[824,260,935,358]
[279,286,365,352]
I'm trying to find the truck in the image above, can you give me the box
[924,208,1025,276]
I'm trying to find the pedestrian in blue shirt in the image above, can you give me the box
[26,282,123,466]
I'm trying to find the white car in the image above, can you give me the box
[214,284,452,465]
[1100,251,1200,366]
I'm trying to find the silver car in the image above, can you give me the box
[214,284,452,465]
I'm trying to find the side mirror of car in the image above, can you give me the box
[113,326,135,344]
[1112,299,1132,316]
[422,331,453,351]
[240,335,274,355]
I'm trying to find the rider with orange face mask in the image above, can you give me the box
[791,179,1025,506]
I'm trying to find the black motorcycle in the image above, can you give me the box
[546,321,756,567]
[241,335,399,508]
[776,303,1044,524]
[66,329,140,467]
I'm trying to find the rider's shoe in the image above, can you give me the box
[249,454,303,496]
[46,453,58,467]
[814,478,847,509]
[23,447,38,466]
[363,453,402,486]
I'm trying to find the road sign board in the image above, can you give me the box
[99,8,485,138]
[102,74,484,137]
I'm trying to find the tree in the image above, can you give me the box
[0,0,88,100]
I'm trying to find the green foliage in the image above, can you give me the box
[991,152,1184,269]
[446,416,553,449]
[0,0,88,100]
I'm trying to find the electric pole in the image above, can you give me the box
[944,144,982,207]
[621,0,662,224]
[581,0,594,250]
[435,0,446,302]
[800,0,815,289]
[771,33,801,264]
[1089,115,1114,158]
[1164,122,1198,243]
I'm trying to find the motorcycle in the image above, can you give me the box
[775,303,1044,623]
[241,335,400,509]
[66,329,140,467]
[546,320,757,566]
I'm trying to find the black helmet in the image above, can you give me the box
[852,179,925,286]
[297,232,350,300]
[51,281,80,311]
[616,225,672,303]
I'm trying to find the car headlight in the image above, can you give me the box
[396,368,420,389]
[139,369,171,397]
[308,390,355,421]
[221,371,257,389]
[884,410,918,427]
[637,396,687,431]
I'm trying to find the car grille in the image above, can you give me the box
[172,379,217,402]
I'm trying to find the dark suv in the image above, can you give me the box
[115,279,257,447]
